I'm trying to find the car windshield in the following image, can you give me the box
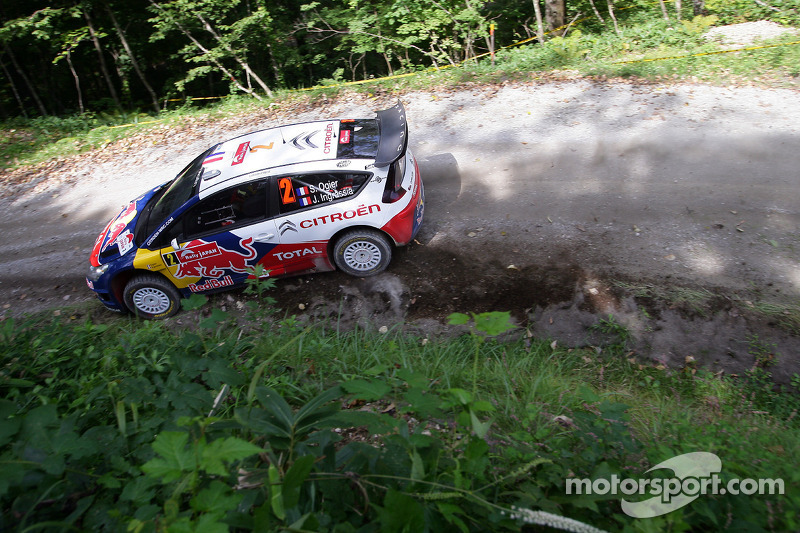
[142,145,219,237]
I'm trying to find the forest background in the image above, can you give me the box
[0,0,794,119]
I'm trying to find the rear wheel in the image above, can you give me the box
[333,230,392,277]
[123,274,181,320]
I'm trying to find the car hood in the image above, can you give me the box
[89,187,160,266]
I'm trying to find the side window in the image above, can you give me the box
[278,173,370,215]
[185,180,268,238]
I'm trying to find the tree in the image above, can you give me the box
[531,0,545,43]
[104,0,160,112]
[300,0,490,78]
[81,3,121,109]
[545,0,566,31]
[147,0,273,99]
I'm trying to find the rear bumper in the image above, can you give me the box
[381,157,424,246]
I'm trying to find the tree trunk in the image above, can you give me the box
[658,0,671,20]
[195,12,273,98]
[82,8,121,109]
[587,0,605,23]
[531,0,545,44]
[3,43,48,116]
[65,51,85,114]
[0,55,28,118]
[693,0,707,15]
[383,52,394,76]
[675,0,683,19]
[544,0,566,31]
[266,42,283,85]
[105,2,160,113]
[607,0,620,35]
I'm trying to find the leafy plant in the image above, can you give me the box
[0,304,797,531]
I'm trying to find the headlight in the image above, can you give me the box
[87,263,110,282]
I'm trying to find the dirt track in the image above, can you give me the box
[1,80,799,380]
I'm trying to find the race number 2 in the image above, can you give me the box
[279,177,297,204]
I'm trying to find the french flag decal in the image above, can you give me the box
[299,197,313,206]
[295,186,310,196]
[204,152,224,164]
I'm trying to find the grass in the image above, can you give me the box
[2,297,799,530]
[613,278,800,335]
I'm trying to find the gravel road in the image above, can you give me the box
[1,79,799,378]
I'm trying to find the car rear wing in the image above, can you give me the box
[374,101,408,167]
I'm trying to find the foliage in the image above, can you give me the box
[0,302,798,531]
[2,0,799,120]
[705,0,800,25]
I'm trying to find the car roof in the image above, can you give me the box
[197,119,355,193]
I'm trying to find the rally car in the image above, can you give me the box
[86,101,424,319]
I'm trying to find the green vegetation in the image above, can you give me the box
[1,299,798,531]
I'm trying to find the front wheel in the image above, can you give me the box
[333,230,392,277]
[123,274,182,319]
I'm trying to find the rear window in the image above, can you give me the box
[336,119,379,159]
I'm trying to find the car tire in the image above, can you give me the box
[333,229,392,277]
[123,274,182,320]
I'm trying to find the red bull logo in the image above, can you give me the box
[100,201,138,253]
[189,275,234,292]
[163,237,258,279]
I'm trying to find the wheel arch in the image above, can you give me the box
[110,269,177,312]
[327,224,395,265]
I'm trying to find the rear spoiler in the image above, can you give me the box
[374,101,408,167]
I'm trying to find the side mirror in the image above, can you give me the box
[171,238,180,251]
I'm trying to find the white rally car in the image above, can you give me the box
[86,101,424,319]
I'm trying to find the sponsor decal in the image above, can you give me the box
[291,131,318,150]
[274,246,322,261]
[204,152,225,165]
[189,275,234,293]
[101,201,138,253]
[116,229,134,255]
[232,142,250,165]
[299,204,380,228]
[163,237,258,279]
[339,129,351,144]
[279,177,297,204]
[249,143,274,152]
[279,220,298,235]
[323,122,335,154]
[146,216,174,247]
[336,160,351,168]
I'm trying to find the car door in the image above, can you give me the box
[266,172,372,276]
[155,179,280,292]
